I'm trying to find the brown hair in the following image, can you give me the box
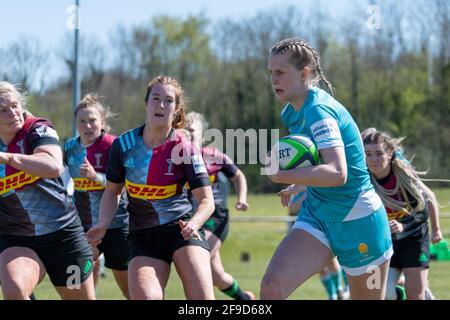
[75,93,115,132]
[362,128,426,213]
[270,38,333,96]
[144,75,186,129]
[362,129,404,155]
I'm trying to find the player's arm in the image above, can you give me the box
[392,208,428,234]
[98,181,124,227]
[0,144,63,178]
[87,138,125,245]
[269,146,347,187]
[87,181,124,246]
[420,181,443,244]
[230,169,249,211]
[79,157,107,186]
[180,142,215,240]
[190,186,215,228]
[220,152,248,211]
[278,184,306,207]
[288,191,306,216]
[180,186,215,240]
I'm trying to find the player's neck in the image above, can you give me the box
[372,166,391,180]
[0,127,19,145]
[143,124,172,148]
[290,96,306,111]
[290,86,312,111]
[80,135,100,148]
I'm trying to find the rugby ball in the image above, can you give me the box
[275,134,320,170]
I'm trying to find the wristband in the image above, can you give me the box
[94,173,107,186]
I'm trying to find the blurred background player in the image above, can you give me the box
[362,128,442,300]
[64,94,129,298]
[183,111,254,300]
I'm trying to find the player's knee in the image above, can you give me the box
[406,287,425,300]
[260,274,286,300]
[121,288,130,300]
[131,290,164,300]
[2,280,32,300]
[129,285,163,300]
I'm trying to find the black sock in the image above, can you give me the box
[29,292,36,300]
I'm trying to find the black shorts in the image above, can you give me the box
[128,219,210,265]
[204,207,229,242]
[0,219,93,287]
[390,229,430,269]
[97,226,129,271]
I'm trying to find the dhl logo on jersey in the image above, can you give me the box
[73,178,105,191]
[0,171,40,195]
[126,180,177,200]
[185,174,216,190]
[387,210,409,221]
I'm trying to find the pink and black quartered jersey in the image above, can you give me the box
[107,126,210,232]
[0,117,78,236]
[64,133,128,230]
[200,147,238,209]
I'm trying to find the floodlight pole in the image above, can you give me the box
[72,0,80,136]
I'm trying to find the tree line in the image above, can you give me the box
[1,0,449,192]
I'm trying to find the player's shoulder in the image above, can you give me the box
[201,146,220,157]
[102,132,117,143]
[25,116,59,142]
[116,126,141,152]
[172,130,198,153]
[24,116,55,132]
[96,132,116,150]
[64,136,80,152]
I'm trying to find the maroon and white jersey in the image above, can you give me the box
[0,116,78,236]
[200,147,238,209]
[107,126,210,232]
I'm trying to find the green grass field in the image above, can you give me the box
[3,189,450,300]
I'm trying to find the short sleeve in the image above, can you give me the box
[27,121,60,153]
[106,138,125,183]
[62,140,71,166]
[218,152,239,178]
[181,141,211,190]
[305,105,344,150]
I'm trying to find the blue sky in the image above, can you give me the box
[1,0,355,88]
[1,0,325,47]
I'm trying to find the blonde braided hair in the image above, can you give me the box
[270,38,334,96]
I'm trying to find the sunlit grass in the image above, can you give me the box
[2,189,450,300]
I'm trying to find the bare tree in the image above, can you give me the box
[1,36,48,90]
